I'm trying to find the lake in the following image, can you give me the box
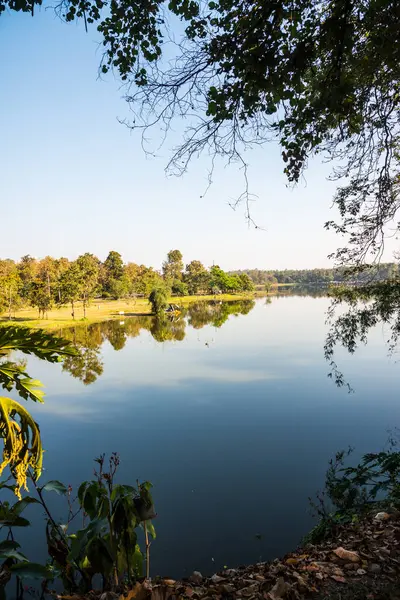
[19,293,400,578]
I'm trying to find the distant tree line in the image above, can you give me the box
[230,264,399,286]
[0,250,255,319]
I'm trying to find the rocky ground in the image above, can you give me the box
[61,510,400,600]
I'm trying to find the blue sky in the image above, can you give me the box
[0,9,361,270]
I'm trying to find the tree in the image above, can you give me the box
[30,280,53,318]
[0,260,21,319]
[59,263,83,319]
[171,280,188,296]
[149,285,169,315]
[162,250,183,282]
[184,260,210,294]
[107,276,131,300]
[17,255,38,302]
[238,273,255,292]
[104,251,124,280]
[76,253,100,317]
[103,251,124,295]
[209,265,236,293]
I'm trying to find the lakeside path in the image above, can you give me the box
[0,293,264,331]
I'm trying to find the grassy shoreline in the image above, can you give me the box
[0,292,264,331]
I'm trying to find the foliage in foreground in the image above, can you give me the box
[0,325,156,598]
[307,439,400,544]
[0,454,156,598]
[0,326,77,497]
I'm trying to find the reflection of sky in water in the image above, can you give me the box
[15,296,400,577]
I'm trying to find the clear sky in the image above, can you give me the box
[0,9,367,270]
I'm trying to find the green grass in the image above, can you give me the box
[0,292,263,331]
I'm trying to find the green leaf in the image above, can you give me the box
[146,520,156,540]
[0,540,20,552]
[78,481,107,518]
[40,480,67,495]
[132,544,143,578]
[10,562,51,580]
[68,519,109,562]
[12,497,40,515]
[0,516,30,527]
[0,549,27,562]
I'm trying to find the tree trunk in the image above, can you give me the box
[8,289,12,320]
[71,300,75,320]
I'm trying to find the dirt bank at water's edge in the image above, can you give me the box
[58,510,400,600]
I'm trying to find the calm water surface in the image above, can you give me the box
[20,295,400,577]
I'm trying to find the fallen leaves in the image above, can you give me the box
[333,547,360,562]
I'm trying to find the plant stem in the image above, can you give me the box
[144,521,150,580]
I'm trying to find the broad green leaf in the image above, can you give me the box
[132,543,143,578]
[40,480,67,495]
[0,540,20,552]
[10,562,51,580]
[146,520,156,540]
[12,497,40,515]
[0,549,27,562]
[110,484,136,502]
[0,516,30,527]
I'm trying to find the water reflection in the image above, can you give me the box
[60,300,256,384]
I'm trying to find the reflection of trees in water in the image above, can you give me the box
[150,316,186,342]
[61,326,104,385]
[188,299,255,329]
[62,347,104,385]
[272,285,330,298]
[60,299,256,384]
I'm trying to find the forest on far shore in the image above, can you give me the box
[230,264,398,285]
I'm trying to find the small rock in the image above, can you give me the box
[189,571,203,584]
[224,569,237,576]
[369,563,381,574]
[375,512,391,521]
[356,569,367,576]
[316,573,324,581]
[332,547,360,563]
[163,579,176,586]
[255,575,265,582]
[344,563,357,571]
[211,574,225,584]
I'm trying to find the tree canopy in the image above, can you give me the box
[4,0,399,269]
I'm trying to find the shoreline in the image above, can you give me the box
[0,292,266,332]
[126,509,400,600]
